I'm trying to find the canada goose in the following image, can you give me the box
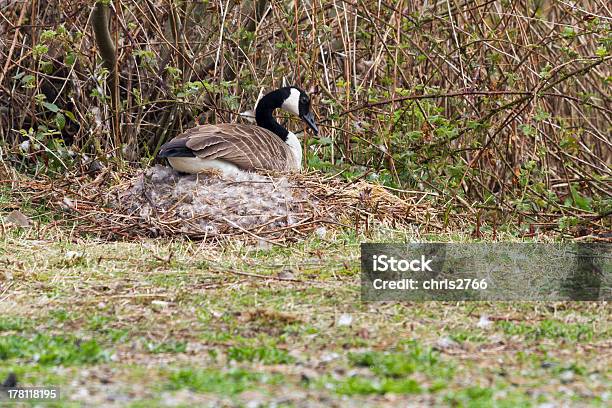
[158,86,318,175]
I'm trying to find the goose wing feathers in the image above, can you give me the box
[176,124,295,171]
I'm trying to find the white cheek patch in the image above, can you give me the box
[281,88,301,116]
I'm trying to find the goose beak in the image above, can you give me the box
[301,112,319,135]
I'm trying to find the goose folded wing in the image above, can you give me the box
[184,124,290,171]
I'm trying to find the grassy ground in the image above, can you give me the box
[0,226,610,407]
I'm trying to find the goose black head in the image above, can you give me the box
[255,86,319,140]
[280,87,319,135]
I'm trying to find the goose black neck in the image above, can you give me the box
[255,89,290,141]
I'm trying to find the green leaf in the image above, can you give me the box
[568,185,592,211]
[39,60,54,74]
[65,52,76,66]
[534,109,550,122]
[33,44,49,57]
[20,74,35,87]
[595,46,608,58]
[561,27,576,39]
[64,111,77,123]
[40,29,57,42]
[519,124,535,137]
[55,112,66,130]
[42,102,59,113]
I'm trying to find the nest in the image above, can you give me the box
[103,166,440,242]
[112,166,310,239]
[7,166,441,243]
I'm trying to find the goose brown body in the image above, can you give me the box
[160,123,300,172]
[158,86,317,175]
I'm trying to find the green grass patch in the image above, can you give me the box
[348,341,448,378]
[443,386,535,408]
[497,319,595,342]
[333,376,421,395]
[227,345,295,365]
[325,342,455,396]
[48,309,72,323]
[0,317,27,332]
[444,386,495,407]
[106,328,130,343]
[448,330,488,343]
[166,368,267,394]
[0,334,112,365]
[86,314,113,331]
[145,340,188,354]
